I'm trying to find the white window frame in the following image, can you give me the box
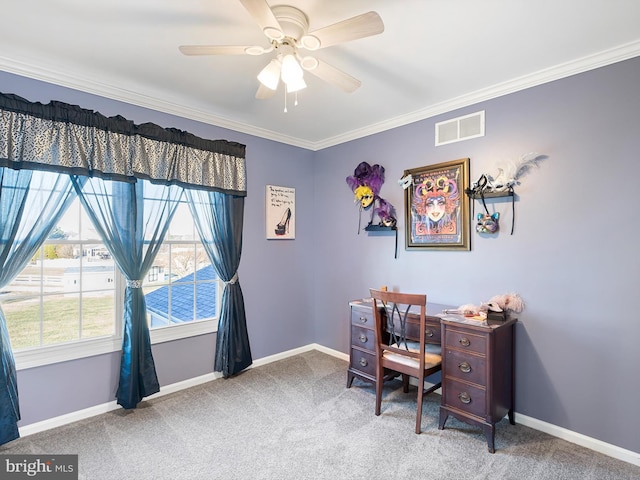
[11,195,221,371]
[14,283,220,371]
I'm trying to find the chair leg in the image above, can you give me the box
[415,373,425,434]
[375,364,383,416]
[402,374,409,393]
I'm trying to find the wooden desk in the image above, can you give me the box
[347,298,516,453]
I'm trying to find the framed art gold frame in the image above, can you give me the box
[404,158,470,250]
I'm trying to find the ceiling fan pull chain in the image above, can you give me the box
[283,87,288,113]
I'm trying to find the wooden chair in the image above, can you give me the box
[370,288,442,433]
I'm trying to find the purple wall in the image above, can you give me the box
[3,56,640,454]
[313,56,640,453]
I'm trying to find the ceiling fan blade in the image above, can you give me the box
[301,11,384,50]
[179,45,259,56]
[238,0,284,40]
[256,83,277,99]
[303,59,361,93]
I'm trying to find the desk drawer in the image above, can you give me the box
[444,328,487,355]
[351,325,375,351]
[351,307,374,328]
[444,349,486,386]
[387,317,442,344]
[407,319,441,344]
[349,348,376,377]
[443,378,487,418]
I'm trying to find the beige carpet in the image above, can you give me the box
[1,350,639,479]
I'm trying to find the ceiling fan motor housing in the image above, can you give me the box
[270,5,309,40]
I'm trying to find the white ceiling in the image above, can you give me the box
[1,0,639,150]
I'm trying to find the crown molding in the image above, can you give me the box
[2,39,639,152]
[314,39,640,150]
[0,55,317,150]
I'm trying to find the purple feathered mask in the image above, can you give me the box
[346,162,396,228]
[346,162,386,196]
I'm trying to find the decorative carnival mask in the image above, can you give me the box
[468,173,500,234]
[346,162,396,231]
[354,185,374,208]
[476,212,500,234]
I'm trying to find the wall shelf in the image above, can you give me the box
[465,188,514,200]
[364,224,396,232]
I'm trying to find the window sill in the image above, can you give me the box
[15,336,123,371]
[150,319,217,344]
[14,320,218,370]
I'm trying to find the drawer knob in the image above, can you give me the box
[359,333,368,343]
[458,361,472,373]
[359,358,368,367]
[359,316,367,324]
[458,392,471,404]
[425,328,434,338]
[459,337,471,347]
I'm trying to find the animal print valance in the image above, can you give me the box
[0,92,246,195]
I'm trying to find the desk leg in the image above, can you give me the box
[346,371,354,388]
[438,407,448,430]
[508,408,515,425]
[483,424,496,453]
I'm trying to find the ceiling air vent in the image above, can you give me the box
[435,110,485,146]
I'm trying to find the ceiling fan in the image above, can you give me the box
[179,0,384,102]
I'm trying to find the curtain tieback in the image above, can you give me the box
[127,279,143,289]
[224,272,239,285]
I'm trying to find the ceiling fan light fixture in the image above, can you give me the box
[286,76,307,93]
[280,54,303,83]
[257,58,281,90]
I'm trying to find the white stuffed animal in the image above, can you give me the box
[448,293,525,317]
[487,292,525,314]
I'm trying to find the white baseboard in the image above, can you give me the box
[18,343,639,468]
[514,413,640,467]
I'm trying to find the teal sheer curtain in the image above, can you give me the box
[0,168,76,444]
[0,92,249,444]
[72,176,183,408]
[186,189,251,377]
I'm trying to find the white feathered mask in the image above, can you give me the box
[485,152,547,192]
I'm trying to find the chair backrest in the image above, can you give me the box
[370,289,428,368]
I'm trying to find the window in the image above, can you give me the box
[145,201,220,342]
[5,181,220,369]
[4,198,119,352]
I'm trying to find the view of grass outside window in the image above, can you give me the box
[3,188,218,354]
[3,199,117,350]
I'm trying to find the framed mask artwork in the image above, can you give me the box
[403,158,470,250]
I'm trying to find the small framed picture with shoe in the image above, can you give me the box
[266,185,295,239]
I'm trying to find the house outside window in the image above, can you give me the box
[144,202,219,331]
